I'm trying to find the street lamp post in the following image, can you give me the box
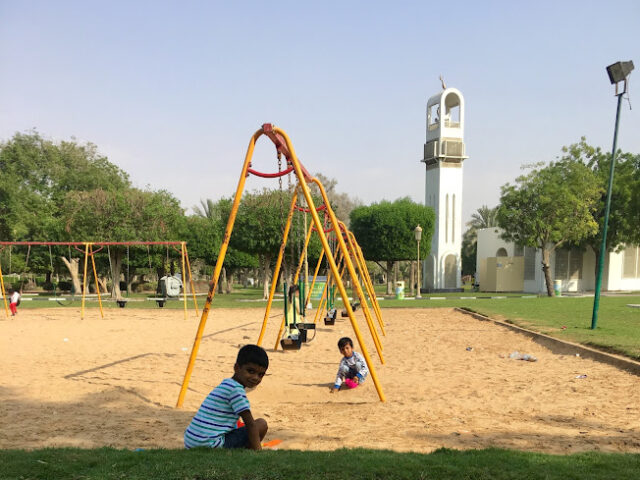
[414,225,422,299]
[591,60,634,330]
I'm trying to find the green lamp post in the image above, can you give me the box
[591,60,634,330]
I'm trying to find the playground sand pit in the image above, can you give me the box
[1,306,639,454]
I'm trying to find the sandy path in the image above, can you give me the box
[1,307,638,453]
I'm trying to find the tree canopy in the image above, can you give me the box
[0,131,129,241]
[559,138,640,269]
[350,197,435,293]
[497,159,602,296]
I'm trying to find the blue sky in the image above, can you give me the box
[1,1,638,223]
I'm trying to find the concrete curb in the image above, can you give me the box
[455,307,640,377]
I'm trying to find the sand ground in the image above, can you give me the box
[1,306,639,453]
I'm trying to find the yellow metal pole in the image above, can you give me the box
[176,129,261,408]
[0,256,9,318]
[274,127,385,402]
[354,241,385,332]
[89,245,104,319]
[340,225,384,351]
[354,239,385,331]
[253,189,297,349]
[81,243,89,320]
[184,244,199,316]
[313,239,345,324]
[345,228,386,336]
[305,246,324,310]
[293,218,314,284]
[312,279,329,324]
[181,242,188,321]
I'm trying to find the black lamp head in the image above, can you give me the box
[606,61,634,84]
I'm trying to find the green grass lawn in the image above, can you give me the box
[451,296,640,360]
[2,447,639,480]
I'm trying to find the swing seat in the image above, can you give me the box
[341,301,360,317]
[296,323,316,342]
[116,299,127,308]
[280,336,302,350]
[324,308,337,325]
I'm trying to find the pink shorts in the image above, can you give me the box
[343,378,359,389]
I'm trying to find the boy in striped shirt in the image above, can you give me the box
[184,344,269,450]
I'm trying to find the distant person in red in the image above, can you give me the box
[9,289,21,316]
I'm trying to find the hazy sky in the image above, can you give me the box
[1,1,638,224]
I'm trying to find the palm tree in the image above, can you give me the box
[468,205,499,230]
[193,198,216,220]
[461,205,499,277]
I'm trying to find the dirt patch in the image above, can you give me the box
[1,307,638,453]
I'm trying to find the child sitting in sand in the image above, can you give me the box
[330,337,369,393]
[184,344,269,450]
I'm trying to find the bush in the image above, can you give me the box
[134,282,155,293]
[58,281,73,292]
[42,281,57,292]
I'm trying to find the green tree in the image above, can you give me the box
[0,131,129,241]
[311,173,362,226]
[230,189,292,299]
[559,138,640,278]
[350,198,435,294]
[497,160,602,296]
[0,131,130,288]
[190,198,260,294]
[62,188,185,297]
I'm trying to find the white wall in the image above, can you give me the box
[476,228,640,293]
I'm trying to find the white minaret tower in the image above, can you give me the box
[421,85,468,291]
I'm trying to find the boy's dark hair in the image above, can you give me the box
[337,337,353,349]
[236,344,269,369]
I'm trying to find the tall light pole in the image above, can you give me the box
[414,225,422,299]
[591,60,634,330]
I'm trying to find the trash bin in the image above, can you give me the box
[395,281,405,300]
[553,279,562,297]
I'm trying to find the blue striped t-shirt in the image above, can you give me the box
[184,378,250,448]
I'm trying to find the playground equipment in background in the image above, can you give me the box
[177,123,388,406]
[0,241,199,320]
[256,193,385,356]
[279,281,317,350]
[150,274,184,307]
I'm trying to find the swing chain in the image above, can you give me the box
[277,153,282,191]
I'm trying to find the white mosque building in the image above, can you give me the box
[420,86,468,291]
[475,228,640,294]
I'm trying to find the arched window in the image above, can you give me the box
[444,254,457,288]
[496,248,508,257]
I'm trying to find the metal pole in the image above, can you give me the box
[0,254,9,318]
[591,92,624,329]
[416,238,422,299]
